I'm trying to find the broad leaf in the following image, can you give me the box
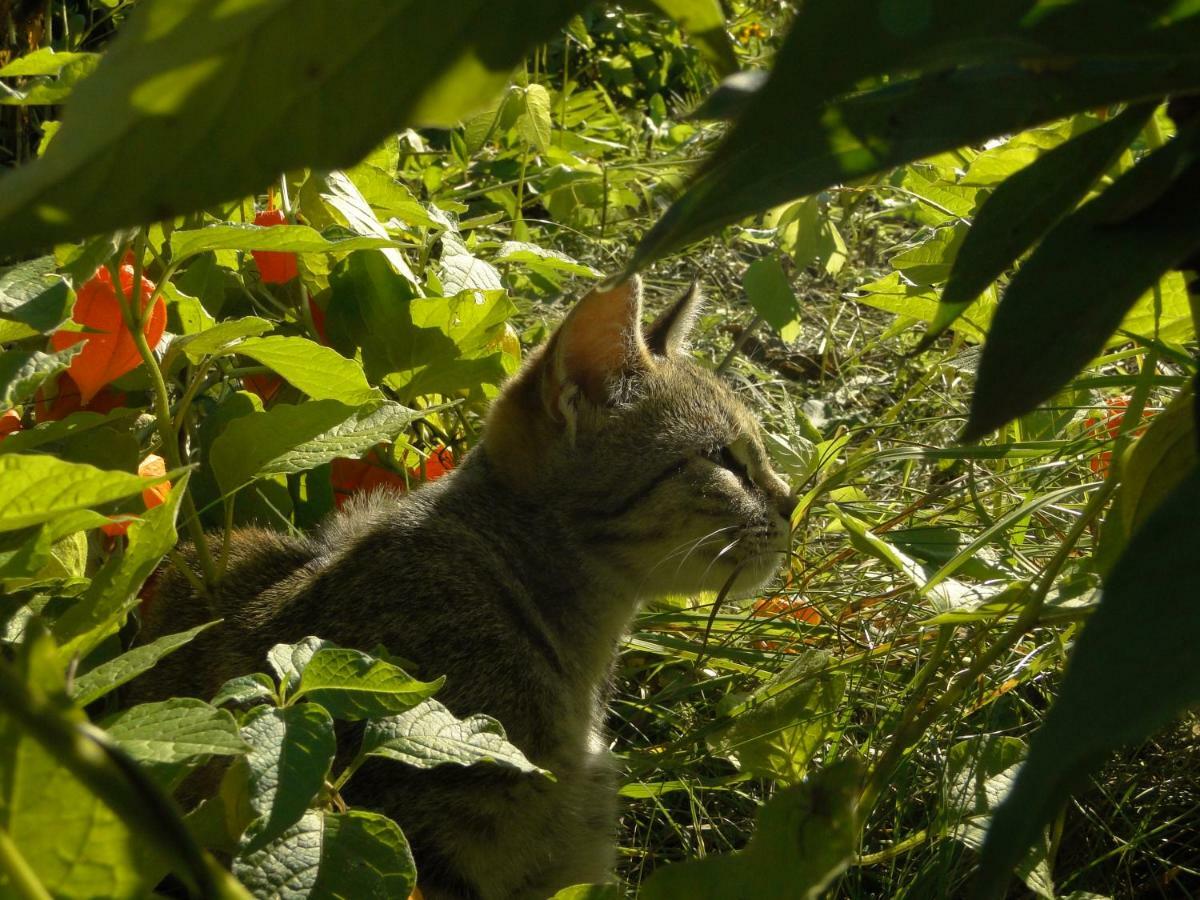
[0,256,74,334]
[0,346,79,409]
[363,698,546,774]
[327,250,458,382]
[170,224,397,263]
[52,474,189,661]
[233,809,323,899]
[236,704,336,854]
[940,104,1154,312]
[213,673,279,709]
[0,0,589,252]
[71,622,220,706]
[743,255,800,343]
[977,468,1200,898]
[174,316,274,362]
[641,759,862,900]
[293,647,443,721]
[964,129,1200,439]
[632,0,1200,267]
[0,453,167,532]
[104,698,247,771]
[268,637,336,698]
[310,810,417,900]
[235,335,382,406]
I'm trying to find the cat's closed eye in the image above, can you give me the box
[702,442,753,486]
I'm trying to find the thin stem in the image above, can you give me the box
[0,828,52,900]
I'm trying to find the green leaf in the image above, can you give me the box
[213,673,279,709]
[302,171,420,285]
[170,224,398,263]
[310,810,417,900]
[235,704,336,854]
[440,234,503,294]
[977,468,1200,899]
[0,453,168,532]
[707,668,845,785]
[235,335,382,405]
[0,0,587,253]
[105,698,248,770]
[0,48,96,77]
[327,250,458,383]
[550,886,622,900]
[494,241,600,277]
[0,408,139,458]
[234,808,417,900]
[944,736,1053,899]
[518,84,553,152]
[1100,384,1198,569]
[632,1,1200,269]
[363,698,546,774]
[52,473,189,661]
[0,346,78,409]
[743,256,801,342]
[942,104,1154,309]
[640,759,862,900]
[0,256,74,334]
[174,315,274,362]
[268,637,336,699]
[71,621,220,706]
[964,130,1200,440]
[642,0,737,76]
[294,647,443,721]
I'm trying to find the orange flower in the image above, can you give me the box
[0,408,22,440]
[1084,397,1151,476]
[331,444,456,509]
[252,207,299,284]
[101,454,170,538]
[33,371,127,423]
[49,265,165,405]
[752,596,821,625]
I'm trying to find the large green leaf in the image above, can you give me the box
[174,315,274,362]
[976,467,1200,898]
[234,808,417,900]
[170,224,398,263]
[268,636,335,698]
[939,104,1154,311]
[641,759,862,900]
[71,622,220,706]
[964,130,1200,439]
[0,256,74,334]
[235,335,382,406]
[631,0,1200,267]
[0,0,589,253]
[363,698,546,774]
[104,697,248,770]
[743,255,801,342]
[327,250,458,383]
[236,704,336,854]
[293,647,443,721]
[0,453,168,532]
[52,473,189,661]
[0,346,78,409]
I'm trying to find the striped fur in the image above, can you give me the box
[131,277,796,899]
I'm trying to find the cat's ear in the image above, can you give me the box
[544,276,650,411]
[645,282,702,356]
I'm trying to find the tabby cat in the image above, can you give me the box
[132,277,796,900]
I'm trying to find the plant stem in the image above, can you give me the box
[0,828,52,900]
[859,477,1114,815]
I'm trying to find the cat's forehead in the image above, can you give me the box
[638,360,761,442]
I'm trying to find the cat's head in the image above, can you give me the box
[484,277,795,598]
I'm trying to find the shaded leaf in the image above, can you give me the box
[104,697,247,769]
[0,346,79,409]
[642,0,737,76]
[977,468,1200,898]
[170,224,398,263]
[965,129,1200,439]
[641,759,862,900]
[72,621,219,706]
[213,673,279,709]
[0,0,589,253]
[0,256,74,334]
[743,256,800,342]
[237,704,336,854]
[310,810,417,900]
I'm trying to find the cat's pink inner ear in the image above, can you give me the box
[552,277,649,402]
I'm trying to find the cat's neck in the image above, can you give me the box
[445,448,647,686]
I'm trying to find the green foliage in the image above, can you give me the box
[2,0,1199,897]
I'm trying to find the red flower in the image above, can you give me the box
[331,444,456,509]
[49,265,165,405]
[34,371,127,423]
[0,408,22,440]
[252,208,299,284]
